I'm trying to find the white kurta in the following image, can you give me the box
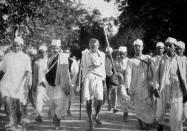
[155,54,187,131]
[33,57,49,115]
[82,50,105,101]
[125,55,155,124]
[0,51,31,103]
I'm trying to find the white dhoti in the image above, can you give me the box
[35,84,49,115]
[84,73,103,101]
[125,55,155,124]
[47,85,69,119]
[155,55,185,131]
[117,85,130,113]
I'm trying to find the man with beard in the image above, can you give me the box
[81,38,105,131]
[0,37,32,129]
[155,37,186,131]
[114,46,130,121]
[125,39,155,129]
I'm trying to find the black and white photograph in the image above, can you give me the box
[0,0,187,130]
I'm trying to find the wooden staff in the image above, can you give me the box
[103,27,116,74]
[103,27,121,86]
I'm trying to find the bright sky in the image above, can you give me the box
[78,0,121,18]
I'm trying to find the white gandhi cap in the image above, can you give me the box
[118,46,127,52]
[51,39,61,47]
[177,41,185,49]
[156,42,164,48]
[39,45,47,51]
[133,39,143,46]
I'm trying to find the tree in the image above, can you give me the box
[0,0,45,45]
[106,0,187,55]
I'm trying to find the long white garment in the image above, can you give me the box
[125,55,155,124]
[46,52,71,119]
[0,51,31,103]
[81,50,105,101]
[33,57,49,115]
[155,54,187,131]
[152,55,163,89]
[69,58,79,99]
[114,58,130,113]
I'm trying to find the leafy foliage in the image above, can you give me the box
[107,0,187,55]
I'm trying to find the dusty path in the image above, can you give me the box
[0,96,187,131]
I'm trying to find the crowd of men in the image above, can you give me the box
[0,36,186,131]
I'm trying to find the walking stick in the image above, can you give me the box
[79,70,82,120]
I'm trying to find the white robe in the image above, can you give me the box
[154,54,187,131]
[33,57,49,115]
[0,51,31,103]
[81,49,105,101]
[125,55,155,124]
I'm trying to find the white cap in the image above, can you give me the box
[29,48,37,55]
[51,39,61,47]
[14,37,24,45]
[39,45,47,51]
[133,39,143,46]
[106,47,113,53]
[118,46,127,52]
[165,37,177,45]
[177,41,185,49]
[156,42,164,48]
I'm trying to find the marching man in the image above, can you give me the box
[63,46,79,116]
[155,37,186,131]
[46,40,71,130]
[81,38,106,131]
[0,37,32,129]
[125,39,155,129]
[115,46,130,121]
[33,45,49,122]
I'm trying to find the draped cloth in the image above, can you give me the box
[125,55,155,124]
[33,58,49,115]
[81,49,105,101]
[154,54,187,131]
[46,52,71,119]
